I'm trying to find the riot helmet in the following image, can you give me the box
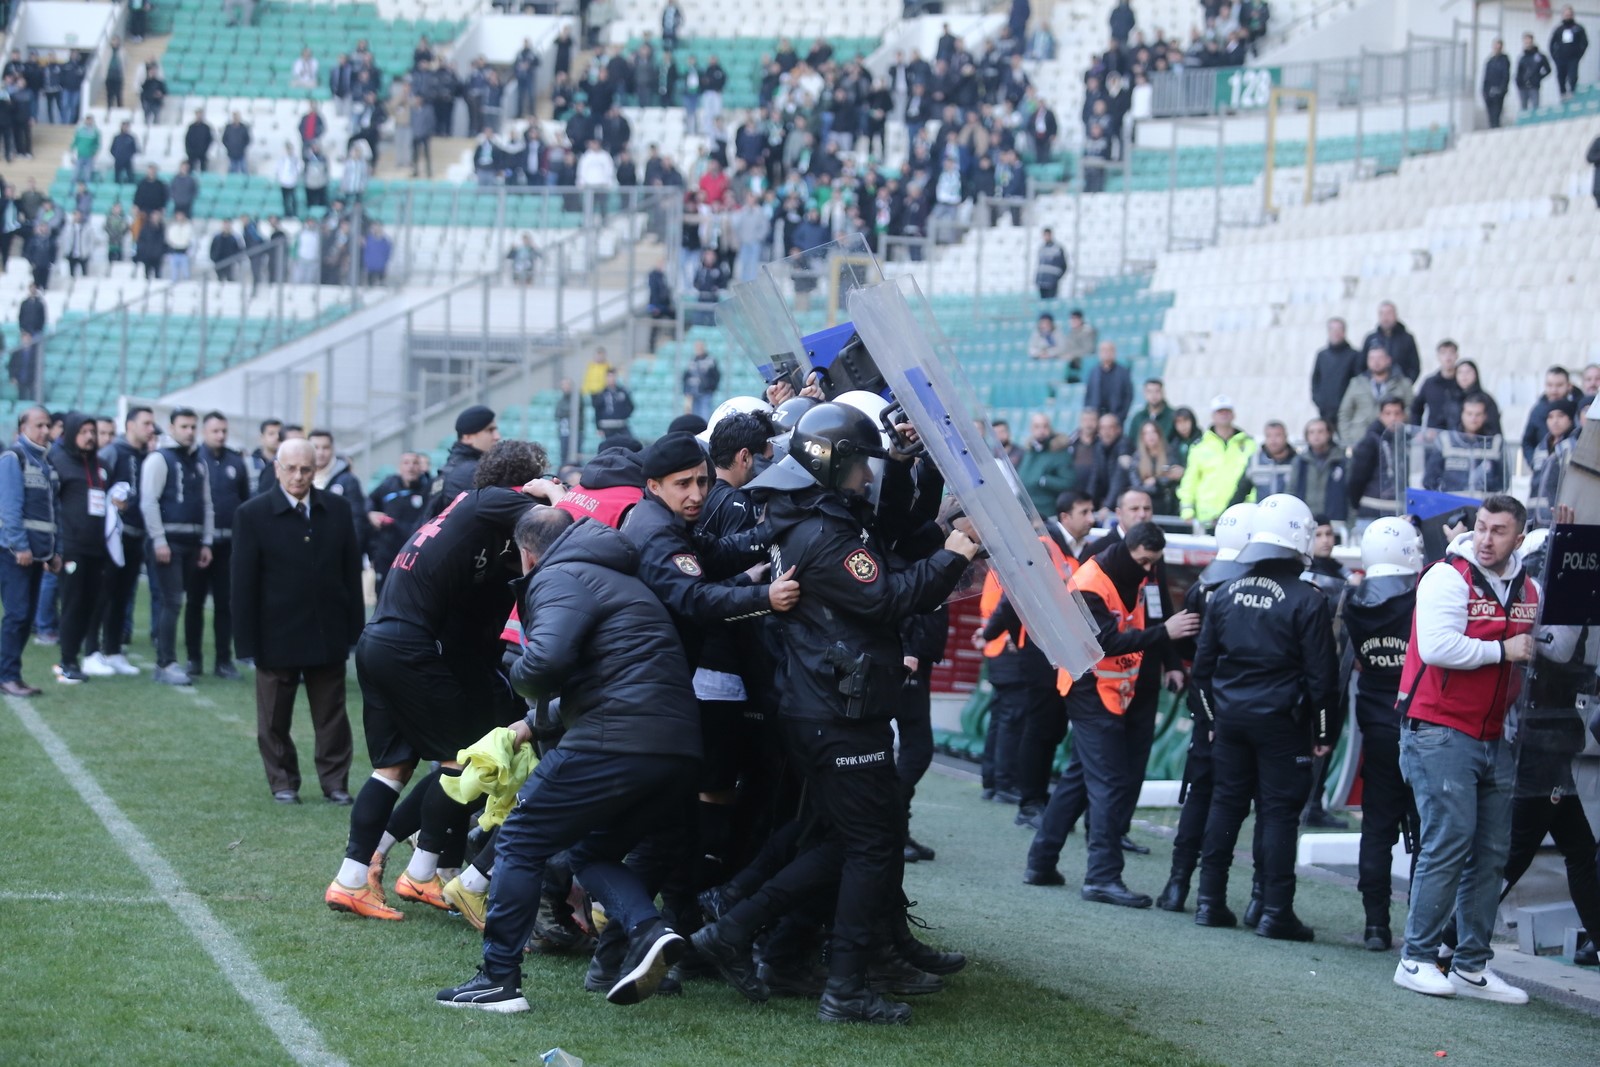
[791,401,889,495]
[1236,493,1315,566]
[1361,516,1424,579]
[1212,502,1257,562]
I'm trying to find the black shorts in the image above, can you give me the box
[356,630,517,766]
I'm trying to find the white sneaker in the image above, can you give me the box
[81,653,117,677]
[1394,957,1456,997]
[105,654,141,676]
[1448,966,1529,1004]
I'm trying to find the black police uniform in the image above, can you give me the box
[1339,574,1420,935]
[1157,553,1247,910]
[193,443,252,670]
[1192,555,1338,937]
[367,470,434,592]
[979,595,1063,814]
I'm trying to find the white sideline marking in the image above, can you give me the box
[0,889,164,905]
[5,696,348,1067]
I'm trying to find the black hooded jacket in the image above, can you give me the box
[437,440,485,502]
[762,483,968,722]
[50,412,109,558]
[513,519,702,760]
[1337,574,1416,728]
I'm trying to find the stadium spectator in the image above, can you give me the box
[22,222,52,289]
[170,160,198,217]
[1086,413,1132,512]
[289,47,318,91]
[1127,378,1174,441]
[222,112,251,174]
[1036,227,1067,298]
[138,60,165,124]
[1110,0,1136,45]
[1424,397,1506,496]
[1516,33,1552,111]
[292,222,320,284]
[103,203,127,265]
[1018,412,1074,515]
[1065,407,1100,487]
[61,210,93,277]
[127,0,150,41]
[1581,362,1600,406]
[1311,317,1360,433]
[1176,395,1253,524]
[135,209,165,278]
[105,36,124,109]
[132,163,166,222]
[71,115,98,183]
[1131,420,1181,515]
[1361,302,1420,382]
[1084,341,1134,421]
[1529,398,1578,526]
[593,369,635,440]
[1347,397,1408,519]
[681,340,720,422]
[363,223,392,286]
[692,247,730,324]
[275,142,301,216]
[110,121,137,183]
[1339,348,1414,439]
[1243,419,1298,500]
[993,419,1023,467]
[303,145,330,209]
[1483,39,1510,128]
[18,283,45,338]
[1410,340,1464,429]
[165,211,194,282]
[1453,359,1502,434]
[1520,365,1582,465]
[0,406,57,696]
[1027,313,1065,361]
[1551,7,1588,98]
[210,219,242,280]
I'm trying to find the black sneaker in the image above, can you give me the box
[53,663,87,685]
[582,929,627,992]
[758,958,827,997]
[1014,807,1043,831]
[184,660,203,678]
[1364,925,1393,951]
[435,969,529,1013]
[607,919,685,1005]
[903,835,936,862]
[214,661,242,680]
[818,977,911,1025]
[691,922,768,1003]
[697,885,742,924]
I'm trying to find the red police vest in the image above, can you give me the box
[1396,555,1538,741]
[502,483,644,643]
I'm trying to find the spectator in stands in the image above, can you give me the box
[127,0,150,41]
[1176,395,1253,525]
[134,209,164,279]
[1127,378,1174,441]
[105,36,124,110]
[222,113,250,175]
[1311,317,1360,434]
[1521,365,1583,465]
[223,0,256,28]
[993,419,1023,467]
[1292,419,1348,521]
[341,145,370,201]
[275,143,302,217]
[8,331,38,399]
[1169,405,1202,461]
[132,164,166,226]
[1410,340,1464,429]
[5,72,33,159]
[23,222,51,289]
[1110,0,1136,45]
[1245,419,1298,498]
[110,122,137,184]
[59,51,84,124]
[104,203,127,265]
[681,340,720,422]
[1483,39,1510,128]
[184,110,213,173]
[1018,412,1074,515]
[1424,397,1506,496]
[1551,7,1588,99]
[1061,309,1097,373]
[362,223,392,287]
[1082,122,1111,192]
[303,145,329,209]
[170,161,198,219]
[692,247,730,325]
[1036,227,1067,298]
[1087,413,1133,512]
[290,48,318,92]
[661,1,684,49]
[18,283,45,339]
[1028,312,1065,361]
[210,219,241,281]
[1084,341,1134,421]
[1581,362,1600,406]
[292,222,320,285]
[1529,398,1578,525]
[62,211,92,278]
[1131,420,1181,515]
[1516,33,1552,112]
[1347,397,1407,519]
[592,369,634,440]
[1361,301,1420,382]
[330,53,354,118]
[298,104,326,147]
[137,61,165,125]
[1453,358,1502,434]
[1339,348,1414,439]
[165,211,194,282]
[71,116,98,184]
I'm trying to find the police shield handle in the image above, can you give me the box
[768,566,801,612]
[1501,634,1536,663]
[944,528,981,561]
[1163,610,1200,640]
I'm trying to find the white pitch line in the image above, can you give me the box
[0,889,165,905]
[5,696,348,1067]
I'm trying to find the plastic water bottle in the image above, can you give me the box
[541,1049,583,1067]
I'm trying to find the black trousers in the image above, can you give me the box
[57,553,108,669]
[894,662,935,805]
[1357,721,1419,925]
[186,539,233,668]
[1011,679,1067,810]
[1485,91,1505,128]
[982,679,1026,793]
[1170,715,1214,873]
[1556,58,1579,96]
[784,716,905,980]
[1198,712,1313,912]
[1028,688,1141,886]
[1504,792,1600,941]
[152,540,202,668]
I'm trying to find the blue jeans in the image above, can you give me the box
[1399,721,1514,970]
[0,554,43,683]
[74,157,94,183]
[481,747,698,979]
[34,566,58,635]
[689,392,713,422]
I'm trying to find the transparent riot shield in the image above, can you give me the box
[847,271,1104,678]
[716,269,812,394]
[1401,425,1511,502]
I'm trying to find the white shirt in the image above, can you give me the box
[281,485,309,513]
[1414,543,1537,670]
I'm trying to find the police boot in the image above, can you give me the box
[1192,897,1238,929]
[583,923,628,992]
[866,946,944,996]
[891,910,967,975]
[1241,880,1265,929]
[697,883,744,925]
[1364,925,1394,951]
[690,921,769,1003]
[1156,861,1195,913]
[1255,908,1315,943]
[817,977,912,1025]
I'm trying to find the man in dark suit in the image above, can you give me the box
[232,438,365,804]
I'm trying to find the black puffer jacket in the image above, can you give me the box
[50,412,109,559]
[513,519,702,761]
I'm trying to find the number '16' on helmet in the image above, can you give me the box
[1360,516,1424,578]
[792,401,890,493]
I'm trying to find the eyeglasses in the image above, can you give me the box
[278,465,315,476]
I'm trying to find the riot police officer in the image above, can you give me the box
[1156,502,1255,912]
[1192,494,1339,941]
[692,402,978,1025]
[1340,515,1424,950]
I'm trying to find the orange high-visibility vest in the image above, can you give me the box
[978,536,1077,656]
[1055,557,1147,713]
